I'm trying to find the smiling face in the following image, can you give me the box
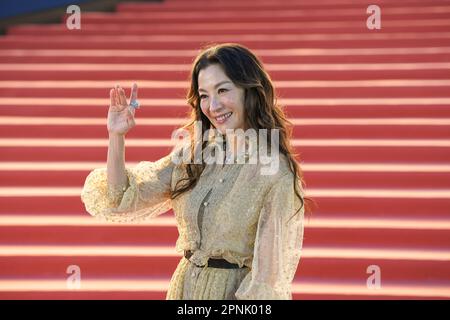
[198,64,246,135]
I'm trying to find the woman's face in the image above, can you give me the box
[198,64,246,135]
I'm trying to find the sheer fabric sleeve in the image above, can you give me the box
[80,153,175,223]
[235,173,305,300]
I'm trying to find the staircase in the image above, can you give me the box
[0,0,450,299]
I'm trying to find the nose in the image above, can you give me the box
[209,96,222,113]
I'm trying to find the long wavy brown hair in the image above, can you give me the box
[170,43,315,217]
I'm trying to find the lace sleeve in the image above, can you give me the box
[81,153,174,223]
[235,173,305,299]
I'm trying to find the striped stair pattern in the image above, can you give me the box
[0,0,450,299]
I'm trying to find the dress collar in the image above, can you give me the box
[205,130,259,165]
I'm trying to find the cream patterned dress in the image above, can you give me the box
[81,141,305,300]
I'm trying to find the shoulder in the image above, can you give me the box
[241,153,296,195]
[260,152,294,181]
[277,153,293,176]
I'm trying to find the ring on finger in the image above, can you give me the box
[130,100,140,109]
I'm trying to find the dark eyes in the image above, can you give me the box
[199,88,228,100]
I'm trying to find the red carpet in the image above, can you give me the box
[0,0,450,299]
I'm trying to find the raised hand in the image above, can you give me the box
[107,83,139,136]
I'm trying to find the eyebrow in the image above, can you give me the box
[198,80,232,92]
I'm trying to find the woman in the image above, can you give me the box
[81,43,312,300]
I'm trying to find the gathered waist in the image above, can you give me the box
[184,250,246,269]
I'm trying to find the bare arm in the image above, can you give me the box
[81,83,173,221]
[106,84,139,191]
[107,133,127,190]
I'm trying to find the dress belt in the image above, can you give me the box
[184,250,244,269]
